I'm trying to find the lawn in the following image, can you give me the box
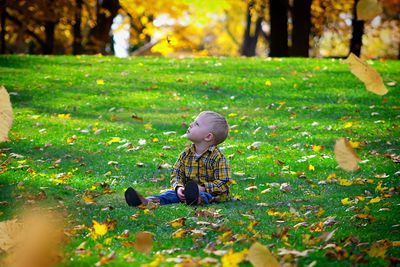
[0,55,399,266]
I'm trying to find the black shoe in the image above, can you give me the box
[124,187,143,207]
[184,180,199,206]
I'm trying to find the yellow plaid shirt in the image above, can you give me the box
[171,144,232,202]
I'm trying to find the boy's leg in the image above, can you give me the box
[151,190,181,205]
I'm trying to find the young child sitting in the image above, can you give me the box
[125,111,232,206]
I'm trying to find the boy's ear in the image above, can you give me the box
[204,132,214,142]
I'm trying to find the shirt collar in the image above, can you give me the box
[189,144,216,156]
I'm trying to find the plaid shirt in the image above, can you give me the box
[171,144,231,202]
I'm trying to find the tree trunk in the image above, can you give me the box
[349,0,364,57]
[73,0,83,55]
[291,0,312,57]
[240,1,264,57]
[86,0,120,54]
[0,0,5,54]
[44,21,56,54]
[269,0,288,57]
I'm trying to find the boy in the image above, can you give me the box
[125,111,231,206]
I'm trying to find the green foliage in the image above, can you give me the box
[0,55,399,266]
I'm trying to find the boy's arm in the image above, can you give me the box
[204,158,231,195]
[171,152,186,191]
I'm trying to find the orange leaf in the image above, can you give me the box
[345,53,388,95]
[133,231,153,254]
[247,242,281,267]
[334,138,362,171]
[0,86,13,142]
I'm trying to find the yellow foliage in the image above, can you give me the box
[221,249,248,267]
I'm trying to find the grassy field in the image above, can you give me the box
[0,55,399,266]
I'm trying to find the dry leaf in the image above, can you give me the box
[334,138,362,171]
[0,219,21,252]
[345,53,388,95]
[133,231,153,254]
[357,0,382,20]
[247,242,281,267]
[247,142,262,150]
[4,210,65,267]
[0,86,13,142]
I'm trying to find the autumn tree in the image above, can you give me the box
[269,0,288,57]
[85,0,120,54]
[291,0,312,57]
[240,0,266,57]
[349,0,365,56]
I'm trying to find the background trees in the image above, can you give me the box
[0,0,398,58]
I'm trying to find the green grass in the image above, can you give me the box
[0,55,399,266]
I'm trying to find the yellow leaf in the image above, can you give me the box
[92,220,108,239]
[265,80,272,86]
[228,113,237,117]
[334,138,362,171]
[144,123,153,130]
[376,182,388,192]
[312,145,323,152]
[247,242,281,267]
[367,240,391,258]
[247,221,259,232]
[309,222,324,232]
[96,79,105,85]
[345,53,388,95]
[343,121,354,128]
[341,198,353,205]
[172,228,188,238]
[308,164,315,171]
[168,217,186,228]
[339,179,353,186]
[357,0,382,20]
[369,197,381,204]
[0,86,13,142]
[221,249,248,267]
[133,231,153,254]
[107,137,121,145]
[349,141,361,149]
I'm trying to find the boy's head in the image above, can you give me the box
[186,111,229,145]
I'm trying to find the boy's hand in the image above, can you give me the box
[176,187,185,201]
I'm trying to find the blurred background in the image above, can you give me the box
[1,0,399,58]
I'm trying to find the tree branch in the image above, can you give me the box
[5,11,45,48]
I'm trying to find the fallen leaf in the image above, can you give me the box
[0,219,21,252]
[133,231,153,254]
[0,86,13,142]
[247,142,262,150]
[168,217,186,228]
[221,249,248,267]
[247,242,281,267]
[334,138,362,171]
[345,53,388,95]
[91,220,108,239]
[367,240,391,258]
[357,0,382,20]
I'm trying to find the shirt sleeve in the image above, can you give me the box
[170,150,186,191]
[204,157,231,195]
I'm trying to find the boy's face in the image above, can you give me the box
[186,113,213,144]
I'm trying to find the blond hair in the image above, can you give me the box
[199,111,229,145]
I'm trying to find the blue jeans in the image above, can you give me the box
[149,190,213,205]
